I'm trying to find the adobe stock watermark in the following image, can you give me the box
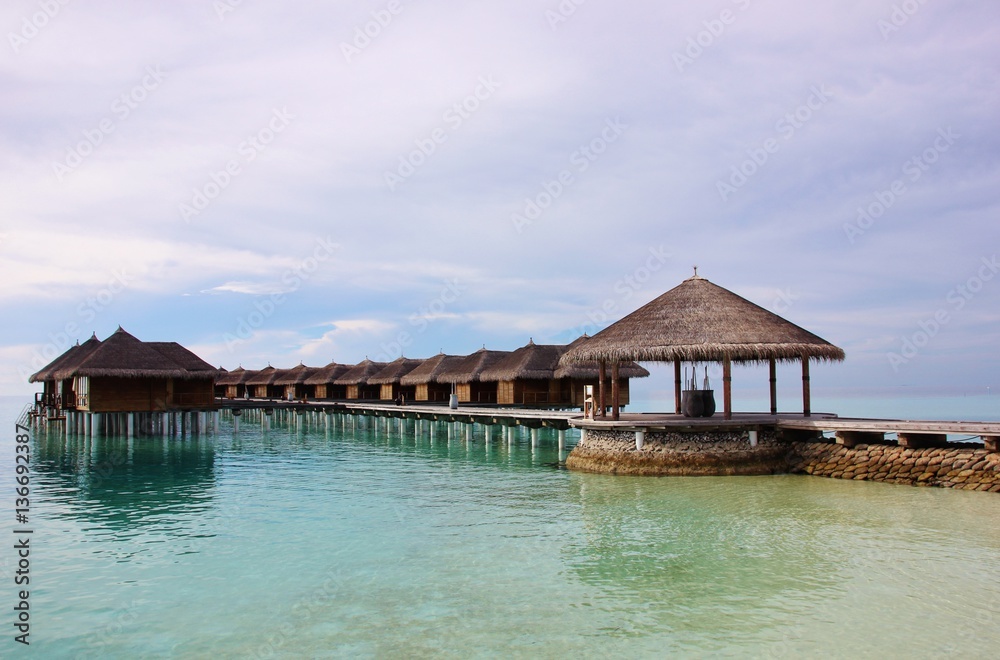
[673,0,753,73]
[214,0,245,21]
[7,0,71,55]
[222,236,338,351]
[383,76,500,191]
[511,117,628,233]
[565,245,670,339]
[716,84,832,202]
[843,127,959,244]
[545,0,588,30]
[374,278,466,362]
[878,0,931,40]
[340,0,412,63]
[179,107,294,222]
[52,65,166,181]
[16,269,133,385]
[886,255,998,372]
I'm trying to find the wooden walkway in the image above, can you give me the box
[222,399,579,430]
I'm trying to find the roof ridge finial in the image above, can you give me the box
[693,265,698,277]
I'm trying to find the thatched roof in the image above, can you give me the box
[216,366,251,386]
[273,363,319,386]
[147,342,218,376]
[399,353,466,385]
[561,274,846,364]
[304,362,351,385]
[244,365,278,386]
[552,335,650,379]
[29,333,102,383]
[368,357,423,385]
[479,340,567,382]
[52,327,219,380]
[334,359,387,386]
[436,348,511,384]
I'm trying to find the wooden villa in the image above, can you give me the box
[399,353,466,402]
[36,327,219,413]
[216,366,251,399]
[273,363,319,401]
[304,361,351,400]
[560,270,845,420]
[334,359,387,400]
[437,348,510,404]
[368,357,423,402]
[30,332,102,413]
[245,365,280,399]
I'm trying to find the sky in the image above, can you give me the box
[1,0,998,405]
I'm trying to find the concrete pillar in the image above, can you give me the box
[127,413,134,439]
[558,429,566,451]
[531,428,539,448]
[485,425,492,445]
[635,430,644,450]
[85,413,92,437]
[466,424,473,443]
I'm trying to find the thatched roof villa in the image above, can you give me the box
[334,359,387,400]
[216,366,251,399]
[34,327,219,412]
[436,348,510,404]
[561,271,845,420]
[399,353,466,402]
[478,338,649,407]
[305,361,351,400]
[30,332,103,410]
[245,365,279,399]
[368,357,424,401]
[273,363,320,400]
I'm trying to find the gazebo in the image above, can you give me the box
[560,271,845,420]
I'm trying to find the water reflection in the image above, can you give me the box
[33,431,217,534]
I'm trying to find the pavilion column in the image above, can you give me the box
[674,359,682,415]
[801,355,811,417]
[723,356,732,420]
[769,358,777,415]
[598,360,607,418]
[611,361,620,421]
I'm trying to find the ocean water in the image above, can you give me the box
[3,396,1000,658]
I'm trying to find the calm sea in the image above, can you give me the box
[2,395,999,658]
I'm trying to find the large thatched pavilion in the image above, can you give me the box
[560,272,845,420]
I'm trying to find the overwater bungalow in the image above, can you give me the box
[400,353,466,402]
[560,270,845,420]
[334,359,387,400]
[273,363,319,401]
[368,357,423,401]
[38,327,218,413]
[436,348,510,404]
[245,365,279,399]
[29,332,102,412]
[304,361,351,400]
[216,366,251,399]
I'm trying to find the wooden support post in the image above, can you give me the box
[723,356,732,420]
[984,436,999,453]
[674,359,682,415]
[801,356,811,417]
[611,361,620,421]
[769,358,777,415]
[598,360,607,418]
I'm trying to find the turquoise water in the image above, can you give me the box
[3,397,1000,657]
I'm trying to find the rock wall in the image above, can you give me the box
[788,441,1000,492]
[566,429,788,476]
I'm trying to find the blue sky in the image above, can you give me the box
[2,0,998,404]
